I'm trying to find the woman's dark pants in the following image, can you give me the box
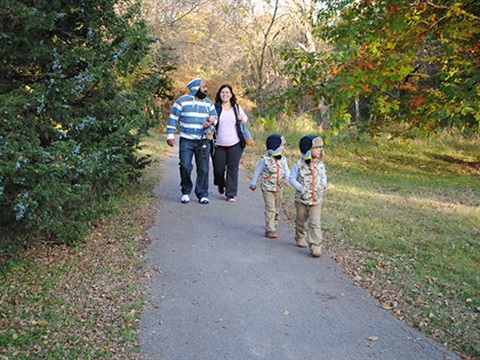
[212,142,244,197]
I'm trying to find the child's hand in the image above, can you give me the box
[249,185,256,191]
[284,179,290,186]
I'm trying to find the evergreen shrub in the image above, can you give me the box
[0,0,167,252]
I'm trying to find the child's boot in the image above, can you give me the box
[311,246,322,258]
[264,230,278,239]
[296,238,308,248]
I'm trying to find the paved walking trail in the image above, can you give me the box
[138,143,459,360]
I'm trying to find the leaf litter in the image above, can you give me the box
[0,196,157,359]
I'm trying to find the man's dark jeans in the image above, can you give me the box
[179,137,210,200]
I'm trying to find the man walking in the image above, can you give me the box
[166,78,217,204]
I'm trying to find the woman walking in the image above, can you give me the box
[212,84,249,202]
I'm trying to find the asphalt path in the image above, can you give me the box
[138,141,459,360]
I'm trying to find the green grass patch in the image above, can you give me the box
[0,130,166,359]
[243,130,479,358]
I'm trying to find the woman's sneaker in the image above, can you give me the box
[227,196,236,202]
[218,186,226,196]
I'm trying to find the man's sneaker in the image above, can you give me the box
[264,231,278,239]
[296,239,308,248]
[227,196,236,202]
[218,186,226,196]
[311,246,322,258]
[199,197,209,204]
[181,194,190,204]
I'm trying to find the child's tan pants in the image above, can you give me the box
[262,190,283,232]
[295,202,323,248]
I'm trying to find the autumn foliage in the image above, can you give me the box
[277,0,480,135]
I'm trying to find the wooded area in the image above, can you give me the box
[0,1,478,358]
[142,0,479,134]
[1,0,478,247]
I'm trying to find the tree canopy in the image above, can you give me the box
[276,0,480,135]
[142,0,479,136]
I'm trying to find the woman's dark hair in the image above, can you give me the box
[215,84,237,106]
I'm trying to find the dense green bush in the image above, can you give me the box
[0,0,168,251]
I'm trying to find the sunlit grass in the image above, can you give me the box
[242,129,479,358]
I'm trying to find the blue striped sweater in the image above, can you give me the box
[166,95,217,140]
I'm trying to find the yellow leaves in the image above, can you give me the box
[452,4,463,16]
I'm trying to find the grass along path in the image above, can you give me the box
[1,130,477,359]
[242,131,479,359]
[0,132,166,359]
